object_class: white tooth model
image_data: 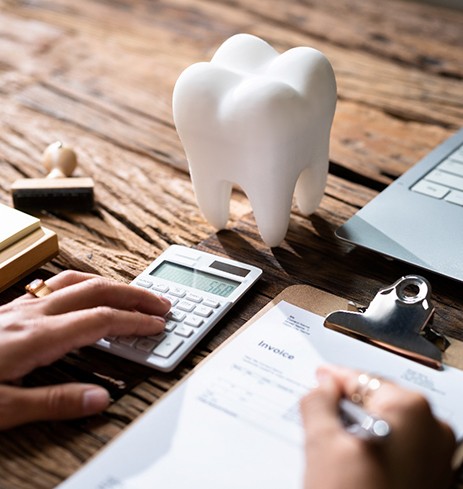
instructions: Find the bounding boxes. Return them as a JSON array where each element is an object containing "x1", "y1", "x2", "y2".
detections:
[{"x1": 173, "y1": 33, "x2": 337, "y2": 247}]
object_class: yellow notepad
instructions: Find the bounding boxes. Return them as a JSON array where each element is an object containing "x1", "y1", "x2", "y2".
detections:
[
  {"x1": 0, "y1": 203, "x2": 59, "y2": 292},
  {"x1": 0, "y1": 203, "x2": 40, "y2": 251}
]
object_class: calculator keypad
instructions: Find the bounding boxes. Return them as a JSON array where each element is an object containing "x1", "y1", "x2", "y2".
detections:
[
  {"x1": 107, "y1": 279, "x2": 223, "y2": 364},
  {"x1": 93, "y1": 245, "x2": 262, "y2": 372}
]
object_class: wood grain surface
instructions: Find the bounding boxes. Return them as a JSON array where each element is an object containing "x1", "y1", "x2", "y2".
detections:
[{"x1": 0, "y1": 0, "x2": 462, "y2": 487}]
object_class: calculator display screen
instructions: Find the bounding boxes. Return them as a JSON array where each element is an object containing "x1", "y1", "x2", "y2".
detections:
[{"x1": 150, "y1": 261, "x2": 240, "y2": 297}]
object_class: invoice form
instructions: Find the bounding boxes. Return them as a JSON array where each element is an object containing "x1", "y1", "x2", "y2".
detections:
[{"x1": 58, "y1": 301, "x2": 463, "y2": 489}]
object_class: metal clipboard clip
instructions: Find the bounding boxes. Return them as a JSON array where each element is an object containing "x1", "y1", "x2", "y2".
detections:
[{"x1": 324, "y1": 275, "x2": 450, "y2": 369}]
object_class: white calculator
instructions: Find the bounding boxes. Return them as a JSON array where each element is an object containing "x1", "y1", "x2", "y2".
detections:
[{"x1": 94, "y1": 245, "x2": 262, "y2": 372}]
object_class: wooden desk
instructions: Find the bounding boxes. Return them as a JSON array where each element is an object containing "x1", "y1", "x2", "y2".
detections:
[{"x1": 0, "y1": 1, "x2": 462, "y2": 487}]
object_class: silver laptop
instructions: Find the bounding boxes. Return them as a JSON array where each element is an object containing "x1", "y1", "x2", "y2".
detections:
[{"x1": 336, "y1": 128, "x2": 463, "y2": 283}]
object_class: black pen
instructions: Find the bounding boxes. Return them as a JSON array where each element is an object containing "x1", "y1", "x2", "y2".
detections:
[{"x1": 339, "y1": 398, "x2": 391, "y2": 440}]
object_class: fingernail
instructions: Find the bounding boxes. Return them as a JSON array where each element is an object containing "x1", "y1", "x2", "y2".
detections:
[
  {"x1": 159, "y1": 296, "x2": 171, "y2": 306},
  {"x1": 82, "y1": 387, "x2": 110, "y2": 414},
  {"x1": 154, "y1": 316, "x2": 166, "y2": 327}
]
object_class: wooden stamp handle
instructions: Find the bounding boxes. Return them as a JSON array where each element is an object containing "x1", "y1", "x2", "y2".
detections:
[{"x1": 42, "y1": 141, "x2": 78, "y2": 178}]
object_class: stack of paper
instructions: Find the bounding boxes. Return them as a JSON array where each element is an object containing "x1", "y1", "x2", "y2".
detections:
[{"x1": 0, "y1": 203, "x2": 59, "y2": 292}]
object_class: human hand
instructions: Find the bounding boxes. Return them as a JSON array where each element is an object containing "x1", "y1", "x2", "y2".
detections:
[
  {"x1": 0, "y1": 270, "x2": 171, "y2": 429},
  {"x1": 300, "y1": 365, "x2": 456, "y2": 489}
]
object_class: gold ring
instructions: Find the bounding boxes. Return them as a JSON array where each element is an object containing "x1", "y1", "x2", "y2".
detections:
[
  {"x1": 25, "y1": 279, "x2": 53, "y2": 298},
  {"x1": 351, "y1": 373, "x2": 382, "y2": 405}
]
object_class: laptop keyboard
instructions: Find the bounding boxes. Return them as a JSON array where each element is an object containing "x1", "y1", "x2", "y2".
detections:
[{"x1": 411, "y1": 143, "x2": 463, "y2": 206}]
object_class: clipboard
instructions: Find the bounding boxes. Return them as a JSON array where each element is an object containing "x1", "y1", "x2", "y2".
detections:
[
  {"x1": 57, "y1": 274, "x2": 463, "y2": 489},
  {"x1": 242, "y1": 276, "x2": 463, "y2": 371}
]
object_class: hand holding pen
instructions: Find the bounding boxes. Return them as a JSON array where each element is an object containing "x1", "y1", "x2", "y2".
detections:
[
  {"x1": 300, "y1": 365, "x2": 456, "y2": 489},
  {"x1": 339, "y1": 372, "x2": 390, "y2": 440}
]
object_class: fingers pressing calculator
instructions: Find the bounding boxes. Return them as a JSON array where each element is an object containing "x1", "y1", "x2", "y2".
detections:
[{"x1": 94, "y1": 245, "x2": 262, "y2": 371}]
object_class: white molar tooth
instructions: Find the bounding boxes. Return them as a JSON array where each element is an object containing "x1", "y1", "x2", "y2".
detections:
[
  {"x1": 173, "y1": 33, "x2": 337, "y2": 247},
  {"x1": 212, "y1": 32, "x2": 276, "y2": 72}
]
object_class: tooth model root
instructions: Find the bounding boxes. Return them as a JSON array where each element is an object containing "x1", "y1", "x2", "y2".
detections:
[
  {"x1": 191, "y1": 172, "x2": 232, "y2": 230},
  {"x1": 173, "y1": 33, "x2": 337, "y2": 247},
  {"x1": 244, "y1": 182, "x2": 295, "y2": 248},
  {"x1": 295, "y1": 146, "x2": 330, "y2": 215}
]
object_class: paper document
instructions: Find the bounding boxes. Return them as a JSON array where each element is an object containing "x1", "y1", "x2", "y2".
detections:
[{"x1": 58, "y1": 301, "x2": 463, "y2": 489}]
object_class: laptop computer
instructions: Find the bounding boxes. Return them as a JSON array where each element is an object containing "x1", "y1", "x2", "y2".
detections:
[{"x1": 336, "y1": 128, "x2": 463, "y2": 283}]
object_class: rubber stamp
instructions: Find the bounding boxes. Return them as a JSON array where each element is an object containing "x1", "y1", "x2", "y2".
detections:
[{"x1": 11, "y1": 141, "x2": 94, "y2": 211}]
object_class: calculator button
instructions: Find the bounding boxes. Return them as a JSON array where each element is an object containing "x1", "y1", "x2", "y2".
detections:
[
  {"x1": 135, "y1": 338, "x2": 157, "y2": 352},
  {"x1": 169, "y1": 287, "x2": 186, "y2": 298},
  {"x1": 152, "y1": 336, "x2": 184, "y2": 358},
  {"x1": 147, "y1": 332, "x2": 166, "y2": 342},
  {"x1": 117, "y1": 336, "x2": 137, "y2": 346},
  {"x1": 164, "y1": 294, "x2": 179, "y2": 307},
  {"x1": 135, "y1": 279, "x2": 152, "y2": 289},
  {"x1": 194, "y1": 306, "x2": 213, "y2": 318},
  {"x1": 177, "y1": 300, "x2": 196, "y2": 312},
  {"x1": 202, "y1": 299, "x2": 220, "y2": 308},
  {"x1": 167, "y1": 310, "x2": 186, "y2": 322},
  {"x1": 174, "y1": 325, "x2": 194, "y2": 338},
  {"x1": 164, "y1": 320, "x2": 177, "y2": 332},
  {"x1": 185, "y1": 292, "x2": 203, "y2": 303},
  {"x1": 152, "y1": 283, "x2": 169, "y2": 293},
  {"x1": 184, "y1": 316, "x2": 204, "y2": 328}
]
